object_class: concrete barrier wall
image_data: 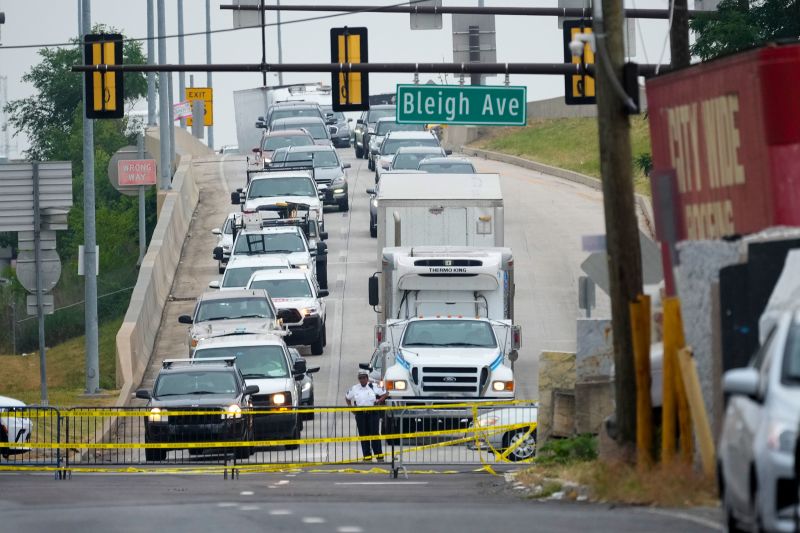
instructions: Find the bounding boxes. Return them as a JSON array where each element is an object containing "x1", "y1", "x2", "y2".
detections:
[{"x1": 114, "y1": 156, "x2": 200, "y2": 405}]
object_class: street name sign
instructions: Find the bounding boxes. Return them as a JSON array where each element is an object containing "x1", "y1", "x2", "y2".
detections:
[{"x1": 396, "y1": 84, "x2": 526, "y2": 126}]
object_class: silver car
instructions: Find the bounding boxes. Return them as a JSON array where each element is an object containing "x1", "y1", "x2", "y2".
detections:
[{"x1": 718, "y1": 308, "x2": 800, "y2": 533}]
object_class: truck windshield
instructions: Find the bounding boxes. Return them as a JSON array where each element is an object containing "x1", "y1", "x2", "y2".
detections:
[
  {"x1": 222, "y1": 266, "x2": 286, "y2": 288},
  {"x1": 381, "y1": 138, "x2": 439, "y2": 155},
  {"x1": 375, "y1": 121, "x2": 424, "y2": 135},
  {"x1": 248, "y1": 177, "x2": 316, "y2": 198},
  {"x1": 195, "y1": 345, "x2": 289, "y2": 379},
  {"x1": 154, "y1": 371, "x2": 238, "y2": 397},
  {"x1": 262, "y1": 135, "x2": 314, "y2": 151},
  {"x1": 270, "y1": 108, "x2": 320, "y2": 123},
  {"x1": 418, "y1": 162, "x2": 476, "y2": 174},
  {"x1": 233, "y1": 232, "x2": 306, "y2": 255},
  {"x1": 288, "y1": 150, "x2": 339, "y2": 168},
  {"x1": 392, "y1": 151, "x2": 442, "y2": 169},
  {"x1": 196, "y1": 297, "x2": 274, "y2": 322},
  {"x1": 782, "y1": 323, "x2": 800, "y2": 386},
  {"x1": 402, "y1": 320, "x2": 497, "y2": 348},
  {"x1": 250, "y1": 278, "x2": 313, "y2": 298}
]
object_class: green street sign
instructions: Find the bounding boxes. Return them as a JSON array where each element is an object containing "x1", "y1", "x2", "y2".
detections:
[{"x1": 396, "y1": 84, "x2": 527, "y2": 126}]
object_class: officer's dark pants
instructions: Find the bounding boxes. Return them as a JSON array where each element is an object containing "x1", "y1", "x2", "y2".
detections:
[{"x1": 354, "y1": 410, "x2": 382, "y2": 458}]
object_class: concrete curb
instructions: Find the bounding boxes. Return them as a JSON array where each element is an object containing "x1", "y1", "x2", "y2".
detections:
[
  {"x1": 462, "y1": 146, "x2": 655, "y2": 238},
  {"x1": 114, "y1": 156, "x2": 200, "y2": 407}
]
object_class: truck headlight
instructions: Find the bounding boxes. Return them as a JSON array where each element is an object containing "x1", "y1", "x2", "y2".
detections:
[
  {"x1": 387, "y1": 380, "x2": 407, "y2": 391},
  {"x1": 149, "y1": 408, "x2": 167, "y2": 423},
  {"x1": 272, "y1": 393, "x2": 286, "y2": 405},
  {"x1": 491, "y1": 380, "x2": 514, "y2": 392},
  {"x1": 222, "y1": 404, "x2": 242, "y2": 420},
  {"x1": 301, "y1": 307, "x2": 319, "y2": 317}
]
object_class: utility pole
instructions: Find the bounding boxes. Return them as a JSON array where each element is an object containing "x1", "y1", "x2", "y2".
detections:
[
  {"x1": 205, "y1": 0, "x2": 214, "y2": 149},
  {"x1": 146, "y1": 0, "x2": 156, "y2": 126},
  {"x1": 276, "y1": 0, "x2": 284, "y2": 85},
  {"x1": 594, "y1": 0, "x2": 643, "y2": 447},
  {"x1": 157, "y1": 0, "x2": 171, "y2": 189},
  {"x1": 260, "y1": 0, "x2": 267, "y2": 86},
  {"x1": 81, "y1": 0, "x2": 101, "y2": 395},
  {"x1": 670, "y1": 0, "x2": 690, "y2": 68},
  {"x1": 177, "y1": 0, "x2": 186, "y2": 125}
]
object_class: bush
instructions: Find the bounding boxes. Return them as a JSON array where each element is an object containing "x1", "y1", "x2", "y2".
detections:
[{"x1": 536, "y1": 434, "x2": 598, "y2": 465}]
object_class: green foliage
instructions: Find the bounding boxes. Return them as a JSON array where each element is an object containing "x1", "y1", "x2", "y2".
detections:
[
  {"x1": 536, "y1": 434, "x2": 598, "y2": 465},
  {"x1": 634, "y1": 153, "x2": 653, "y2": 177},
  {"x1": 691, "y1": 0, "x2": 800, "y2": 61}
]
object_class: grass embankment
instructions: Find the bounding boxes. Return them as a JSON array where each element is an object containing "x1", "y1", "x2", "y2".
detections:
[
  {"x1": 0, "y1": 319, "x2": 121, "y2": 407},
  {"x1": 516, "y1": 435, "x2": 718, "y2": 507},
  {"x1": 471, "y1": 116, "x2": 653, "y2": 196}
]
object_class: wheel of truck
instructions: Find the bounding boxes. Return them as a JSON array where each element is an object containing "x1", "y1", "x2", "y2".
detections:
[
  {"x1": 502, "y1": 429, "x2": 537, "y2": 462},
  {"x1": 316, "y1": 260, "x2": 328, "y2": 290},
  {"x1": 355, "y1": 143, "x2": 364, "y2": 159},
  {"x1": 339, "y1": 197, "x2": 349, "y2": 212},
  {"x1": 322, "y1": 325, "x2": 327, "y2": 347},
  {"x1": 311, "y1": 325, "x2": 324, "y2": 355}
]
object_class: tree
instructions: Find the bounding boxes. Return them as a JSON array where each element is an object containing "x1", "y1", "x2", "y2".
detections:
[{"x1": 691, "y1": 0, "x2": 800, "y2": 60}]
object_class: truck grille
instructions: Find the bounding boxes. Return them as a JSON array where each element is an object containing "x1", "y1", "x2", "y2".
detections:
[
  {"x1": 420, "y1": 366, "x2": 483, "y2": 395},
  {"x1": 168, "y1": 408, "x2": 223, "y2": 425}
]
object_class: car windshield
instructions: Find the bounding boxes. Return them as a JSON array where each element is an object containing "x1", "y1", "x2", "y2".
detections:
[
  {"x1": 262, "y1": 135, "x2": 314, "y2": 151},
  {"x1": 222, "y1": 218, "x2": 233, "y2": 235},
  {"x1": 367, "y1": 108, "x2": 396, "y2": 123},
  {"x1": 375, "y1": 121, "x2": 424, "y2": 135},
  {"x1": 402, "y1": 320, "x2": 497, "y2": 348},
  {"x1": 233, "y1": 232, "x2": 306, "y2": 255},
  {"x1": 248, "y1": 177, "x2": 316, "y2": 198},
  {"x1": 418, "y1": 162, "x2": 476, "y2": 174},
  {"x1": 196, "y1": 297, "x2": 274, "y2": 322},
  {"x1": 381, "y1": 138, "x2": 439, "y2": 155},
  {"x1": 288, "y1": 150, "x2": 339, "y2": 168},
  {"x1": 154, "y1": 371, "x2": 238, "y2": 397},
  {"x1": 222, "y1": 266, "x2": 285, "y2": 288},
  {"x1": 270, "y1": 108, "x2": 320, "y2": 123},
  {"x1": 250, "y1": 278, "x2": 313, "y2": 298},
  {"x1": 194, "y1": 346, "x2": 289, "y2": 379},
  {"x1": 782, "y1": 322, "x2": 800, "y2": 385},
  {"x1": 274, "y1": 122, "x2": 327, "y2": 139},
  {"x1": 393, "y1": 152, "x2": 442, "y2": 169}
]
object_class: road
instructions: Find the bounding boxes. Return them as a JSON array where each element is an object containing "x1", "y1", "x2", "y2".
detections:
[
  {"x1": 0, "y1": 472, "x2": 720, "y2": 533},
  {"x1": 138, "y1": 146, "x2": 610, "y2": 405}
]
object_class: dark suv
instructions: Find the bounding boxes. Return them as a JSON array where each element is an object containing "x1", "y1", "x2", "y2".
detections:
[
  {"x1": 136, "y1": 358, "x2": 259, "y2": 462},
  {"x1": 353, "y1": 104, "x2": 396, "y2": 159}
]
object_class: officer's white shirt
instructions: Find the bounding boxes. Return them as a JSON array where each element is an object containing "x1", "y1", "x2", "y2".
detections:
[{"x1": 345, "y1": 382, "x2": 386, "y2": 407}]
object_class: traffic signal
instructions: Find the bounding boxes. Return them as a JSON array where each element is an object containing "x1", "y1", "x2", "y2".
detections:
[
  {"x1": 330, "y1": 27, "x2": 369, "y2": 112},
  {"x1": 563, "y1": 21, "x2": 595, "y2": 105},
  {"x1": 84, "y1": 34, "x2": 124, "y2": 119}
]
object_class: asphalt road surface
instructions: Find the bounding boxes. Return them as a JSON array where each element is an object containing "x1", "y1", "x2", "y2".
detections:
[
  {"x1": 139, "y1": 147, "x2": 611, "y2": 406},
  {"x1": 0, "y1": 472, "x2": 720, "y2": 533}
]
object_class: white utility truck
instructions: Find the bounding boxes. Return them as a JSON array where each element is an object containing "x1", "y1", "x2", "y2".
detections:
[
  {"x1": 366, "y1": 246, "x2": 520, "y2": 409},
  {"x1": 371, "y1": 173, "x2": 504, "y2": 264}
]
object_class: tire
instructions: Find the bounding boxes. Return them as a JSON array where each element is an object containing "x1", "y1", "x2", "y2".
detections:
[
  {"x1": 368, "y1": 157, "x2": 374, "y2": 171},
  {"x1": 311, "y1": 325, "x2": 325, "y2": 355},
  {"x1": 145, "y1": 448, "x2": 167, "y2": 462},
  {"x1": 355, "y1": 142, "x2": 364, "y2": 159},
  {"x1": 721, "y1": 482, "x2": 748, "y2": 533},
  {"x1": 339, "y1": 197, "x2": 349, "y2": 212},
  {"x1": 502, "y1": 429, "x2": 537, "y2": 462},
  {"x1": 370, "y1": 223, "x2": 377, "y2": 238},
  {"x1": 316, "y1": 261, "x2": 328, "y2": 290}
]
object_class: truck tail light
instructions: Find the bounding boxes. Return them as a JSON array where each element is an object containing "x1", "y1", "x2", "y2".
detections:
[
  {"x1": 374, "y1": 324, "x2": 386, "y2": 345},
  {"x1": 512, "y1": 325, "x2": 521, "y2": 350}
]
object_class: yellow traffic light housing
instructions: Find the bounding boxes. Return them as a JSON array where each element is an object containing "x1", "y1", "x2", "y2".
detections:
[
  {"x1": 330, "y1": 27, "x2": 369, "y2": 112},
  {"x1": 84, "y1": 33, "x2": 124, "y2": 119}
]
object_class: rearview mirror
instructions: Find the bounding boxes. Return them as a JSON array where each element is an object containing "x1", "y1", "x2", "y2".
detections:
[
  {"x1": 368, "y1": 274, "x2": 379, "y2": 307},
  {"x1": 318, "y1": 289, "x2": 329, "y2": 298},
  {"x1": 208, "y1": 280, "x2": 221, "y2": 289},
  {"x1": 178, "y1": 315, "x2": 193, "y2": 325},
  {"x1": 723, "y1": 368, "x2": 760, "y2": 400},
  {"x1": 244, "y1": 384, "x2": 260, "y2": 396},
  {"x1": 135, "y1": 389, "x2": 151, "y2": 400}
]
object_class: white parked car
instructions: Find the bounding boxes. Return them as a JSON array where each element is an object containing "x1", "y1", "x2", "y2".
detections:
[
  {"x1": 211, "y1": 212, "x2": 237, "y2": 274},
  {"x1": 468, "y1": 405, "x2": 538, "y2": 462},
  {"x1": 718, "y1": 308, "x2": 800, "y2": 533},
  {"x1": 0, "y1": 395, "x2": 32, "y2": 459},
  {"x1": 246, "y1": 268, "x2": 328, "y2": 355}
]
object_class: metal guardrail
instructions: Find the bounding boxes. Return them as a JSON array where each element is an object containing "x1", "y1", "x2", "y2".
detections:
[{"x1": 0, "y1": 402, "x2": 537, "y2": 479}]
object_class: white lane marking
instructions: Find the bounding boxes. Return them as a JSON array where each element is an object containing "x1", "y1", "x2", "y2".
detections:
[
  {"x1": 641, "y1": 509, "x2": 722, "y2": 531},
  {"x1": 269, "y1": 509, "x2": 292, "y2": 516},
  {"x1": 217, "y1": 154, "x2": 230, "y2": 193},
  {"x1": 333, "y1": 482, "x2": 428, "y2": 486},
  {"x1": 285, "y1": 474, "x2": 297, "y2": 477},
  {"x1": 240, "y1": 491, "x2": 254, "y2": 496},
  {"x1": 268, "y1": 485, "x2": 278, "y2": 489},
  {"x1": 277, "y1": 480, "x2": 290, "y2": 485},
  {"x1": 302, "y1": 517, "x2": 326, "y2": 524},
  {"x1": 338, "y1": 250, "x2": 347, "y2": 262},
  {"x1": 217, "y1": 502, "x2": 238, "y2": 508},
  {"x1": 239, "y1": 505, "x2": 260, "y2": 511},
  {"x1": 337, "y1": 527, "x2": 363, "y2": 533}
]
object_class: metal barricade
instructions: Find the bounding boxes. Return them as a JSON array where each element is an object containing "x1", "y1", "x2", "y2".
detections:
[{"x1": 0, "y1": 405, "x2": 62, "y2": 474}]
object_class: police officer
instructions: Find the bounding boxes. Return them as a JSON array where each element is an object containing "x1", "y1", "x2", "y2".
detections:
[{"x1": 345, "y1": 369, "x2": 389, "y2": 461}]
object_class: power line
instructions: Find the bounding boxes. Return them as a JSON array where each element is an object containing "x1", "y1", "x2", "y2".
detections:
[{"x1": 0, "y1": 0, "x2": 429, "y2": 51}]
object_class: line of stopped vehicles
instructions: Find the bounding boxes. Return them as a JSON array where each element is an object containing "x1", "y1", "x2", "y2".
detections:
[{"x1": 1, "y1": 93, "x2": 536, "y2": 464}]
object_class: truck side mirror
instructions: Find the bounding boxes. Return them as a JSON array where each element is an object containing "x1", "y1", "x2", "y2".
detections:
[
  {"x1": 213, "y1": 247, "x2": 223, "y2": 261},
  {"x1": 365, "y1": 188, "x2": 375, "y2": 195},
  {"x1": 178, "y1": 315, "x2": 193, "y2": 324},
  {"x1": 231, "y1": 191, "x2": 241, "y2": 205},
  {"x1": 318, "y1": 289, "x2": 329, "y2": 298},
  {"x1": 135, "y1": 389, "x2": 151, "y2": 400},
  {"x1": 293, "y1": 359, "x2": 307, "y2": 375},
  {"x1": 316, "y1": 242, "x2": 328, "y2": 256},
  {"x1": 319, "y1": 231, "x2": 329, "y2": 241},
  {"x1": 368, "y1": 274, "x2": 379, "y2": 307}
]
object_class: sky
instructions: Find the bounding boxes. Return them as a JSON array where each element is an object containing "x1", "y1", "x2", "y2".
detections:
[{"x1": 0, "y1": 0, "x2": 678, "y2": 155}]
